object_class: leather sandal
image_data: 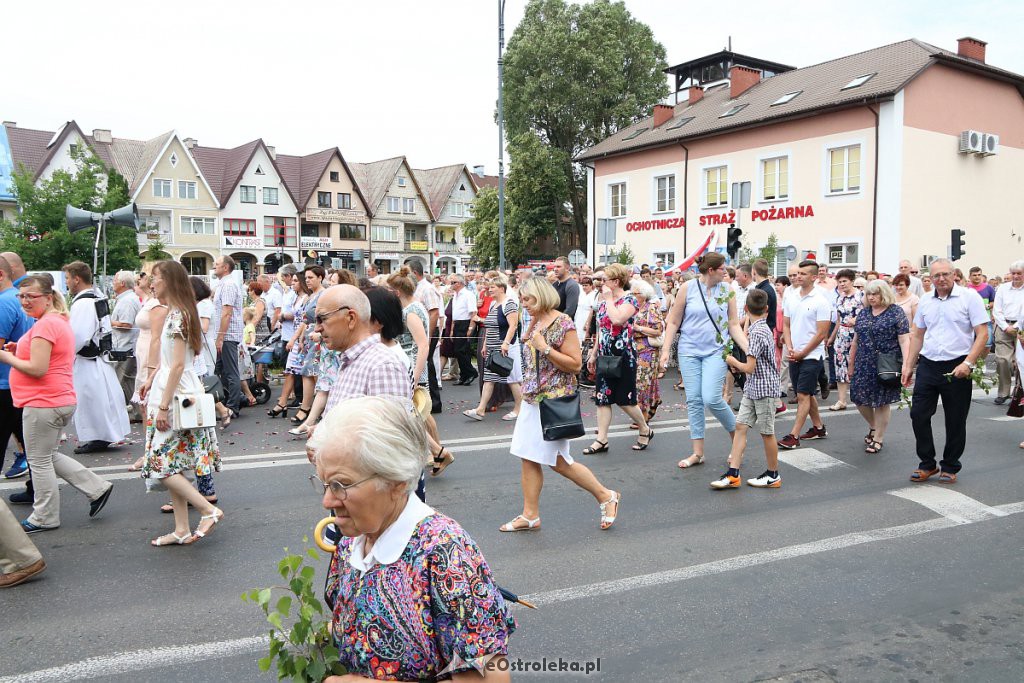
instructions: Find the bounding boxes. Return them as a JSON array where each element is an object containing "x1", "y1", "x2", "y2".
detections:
[
  {"x1": 191, "y1": 507, "x2": 224, "y2": 542},
  {"x1": 499, "y1": 515, "x2": 540, "y2": 532},
  {"x1": 864, "y1": 428, "x2": 875, "y2": 446},
  {"x1": 865, "y1": 440, "x2": 884, "y2": 454},
  {"x1": 910, "y1": 467, "x2": 940, "y2": 483},
  {"x1": 937, "y1": 472, "x2": 957, "y2": 484},
  {"x1": 431, "y1": 446, "x2": 455, "y2": 477},
  {"x1": 290, "y1": 408, "x2": 311, "y2": 424},
  {"x1": 151, "y1": 531, "x2": 192, "y2": 547},
  {"x1": 678, "y1": 454, "x2": 705, "y2": 468},
  {"x1": 632, "y1": 428, "x2": 655, "y2": 451},
  {"x1": 599, "y1": 491, "x2": 621, "y2": 530},
  {"x1": 582, "y1": 440, "x2": 609, "y2": 455},
  {"x1": 267, "y1": 403, "x2": 288, "y2": 418}
]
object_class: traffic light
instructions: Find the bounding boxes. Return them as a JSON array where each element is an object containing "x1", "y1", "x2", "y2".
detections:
[
  {"x1": 951, "y1": 228, "x2": 966, "y2": 261},
  {"x1": 727, "y1": 224, "x2": 743, "y2": 259}
]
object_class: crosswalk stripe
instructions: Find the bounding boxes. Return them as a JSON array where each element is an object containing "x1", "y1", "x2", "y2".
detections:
[
  {"x1": 985, "y1": 415, "x2": 1019, "y2": 422},
  {"x1": 888, "y1": 485, "x2": 1010, "y2": 523},
  {"x1": 777, "y1": 447, "x2": 855, "y2": 473}
]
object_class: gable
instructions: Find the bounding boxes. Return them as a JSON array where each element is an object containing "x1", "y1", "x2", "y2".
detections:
[{"x1": 135, "y1": 136, "x2": 219, "y2": 207}]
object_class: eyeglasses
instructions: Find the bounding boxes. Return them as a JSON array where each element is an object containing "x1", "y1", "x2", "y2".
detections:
[
  {"x1": 309, "y1": 473, "x2": 377, "y2": 500},
  {"x1": 17, "y1": 293, "x2": 47, "y2": 301},
  {"x1": 315, "y1": 306, "x2": 350, "y2": 325}
]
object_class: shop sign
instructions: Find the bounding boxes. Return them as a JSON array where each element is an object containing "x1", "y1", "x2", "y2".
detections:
[
  {"x1": 375, "y1": 253, "x2": 400, "y2": 260},
  {"x1": 698, "y1": 211, "x2": 736, "y2": 227},
  {"x1": 625, "y1": 217, "x2": 685, "y2": 232},
  {"x1": 305, "y1": 207, "x2": 366, "y2": 222},
  {"x1": 408, "y1": 241, "x2": 429, "y2": 251},
  {"x1": 223, "y1": 236, "x2": 261, "y2": 249},
  {"x1": 300, "y1": 236, "x2": 333, "y2": 250},
  {"x1": 750, "y1": 205, "x2": 815, "y2": 222}
]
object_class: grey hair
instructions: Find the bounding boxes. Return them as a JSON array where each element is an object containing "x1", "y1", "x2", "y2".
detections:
[
  {"x1": 307, "y1": 396, "x2": 429, "y2": 494},
  {"x1": 114, "y1": 270, "x2": 137, "y2": 290},
  {"x1": 629, "y1": 278, "x2": 655, "y2": 302},
  {"x1": 1009, "y1": 259, "x2": 1024, "y2": 272},
  {"x1": 863, "y1": 279, "x2": 895, "y2": 308},
  {"x1": 929, "y1": 257, "x2": 953, "y2": 272},
  {"x1": 449, "y1": 273, "x2": 465, "y2": 284}
]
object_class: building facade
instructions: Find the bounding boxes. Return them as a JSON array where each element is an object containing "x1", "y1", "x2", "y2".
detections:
[
  {"x1": 415, "y1": 164, "x2": 477, "y2": 274},
  {"x1": 579, "y1": 38, "x2": 1024, "y2": 276},
  {"x1": 353, "y1": 157, "x2": 435, "y2": 274}
]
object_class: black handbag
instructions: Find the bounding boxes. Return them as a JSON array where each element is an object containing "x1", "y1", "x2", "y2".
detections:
[
  {"x1": 596, "y1": 354, "x2": 624, "y2": 378},
  {"x1": 203, "y1": 374, "x2": 225, "y2": 403},
  {"x1": 534, "y1": 321, "x2": 585, "y2": 441},
  {"x1": 876, "y1": 351, "x2": 902, "y2": 388},
  {"x1": 485, "y1": 350, "x2": 514, "y2": 378},
  {"x1": 1008, "y1": 368, "x2": 1024, "y2": 419}
]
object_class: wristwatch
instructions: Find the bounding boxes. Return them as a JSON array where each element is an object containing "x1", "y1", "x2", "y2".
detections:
[
  {"x1": 542, "y1": 346, "x2": 552, "y2": 356},
  {"x1": 963, "y1": 361, "x2": 975, "y2": 370}
]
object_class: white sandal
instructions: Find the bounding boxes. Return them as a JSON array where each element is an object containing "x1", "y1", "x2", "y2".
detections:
[
  {"x1": 463, "y1": 409, "x2": 484, "y2": 421},
  {"x1": 829, "y1": 402, "x2": 848, "y2": 411},
  {"x1": 678, "y1": 454, "x2": 705, "y2": 468},
  {"x1": 599, "y1": 491, "x2": 621, "y2": 530},
  {"x1": 501, "y1": 412, "x2": 519, "y2": 421},
  {"x1": 151, "y1": 530, "x2": 192, "y2": 547},
  {"x1": 499, "y1": 515, "x2": 540, "y2": 532},
  {"x1": 192, "y1": 507, "x2": 224, "y2": 542}
]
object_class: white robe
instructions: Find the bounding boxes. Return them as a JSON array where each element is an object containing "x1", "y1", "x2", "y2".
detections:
[{"x1": 70, "y1": 290, "x2": 130, "y2": 444}]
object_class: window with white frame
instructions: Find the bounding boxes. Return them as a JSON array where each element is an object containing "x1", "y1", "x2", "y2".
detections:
[
  {"x1": 152, "y1": 178, "x2": 171, "y2": 198},
  {"x1": 828, "y1": 145, "x2": 861, "y2": 194},
  {"x1": 824, "y1": 242, "x2": 859, "y2": 267},
  {"x1": 397, "y1": 176, "x2": 407, "y2": 187},
  {"x1": 463, "y1": 232, "x2": 474, "y2": 245},
  {"x1": 704, "y1": 166, "x2": 728, "y2": 207},
  {"x1": 386, "y1": 196, "x2": 401, "y2": 213},
  {"x1": 240, "y1": 185, "x2": 257, "y2": 203},
  {"x1": 761, "y1": 156, "x2": 789, "y2": 201},
  {"x1": 402, "y1": 198, "x2": 415, "y2": 214},
  {"x1": 609, "y1": 182, "x2": 627, "y2": 217},
  {"x1": 180, "y1": 216, "x2": 215, "y2": 235},
  {"x1": 772, "y1": 247, "x2": 790, "y2": 277},
  {"x1": 178, "y1": 181, "x2": 197, "y2": 199},
  {"x1": 263, "y1": 187, "x2": 279, "y2": 205},
  {"x1": 372, "y1": 224, "x2": 399, "y2": 242},
  {"x1": 655, "y1": 175, "x2": 675, "y2": 213},
  {"x1": 449, "y1": 202, "x2": 464, "y2": 217},
  {"x1": 465, "y1": 204, "x2": 474, "y2": 217},
  {"x1": 653, "y1": 251, "x2": 676, "y2": 266}
]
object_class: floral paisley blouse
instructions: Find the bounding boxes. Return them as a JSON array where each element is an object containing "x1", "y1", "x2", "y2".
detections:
[
  {"x1": 520, "y1": 313, "x2": 577, "y2": 404},
  {"x1": 325, "y1": 499, "x2": 516, "y2": 681}
]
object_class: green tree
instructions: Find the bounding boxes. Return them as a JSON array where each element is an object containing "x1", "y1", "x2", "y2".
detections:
[
  {"x1": 611, "y1": 241, "x2": 635, "y2": 265},
  {"x1": 503, "y1": 0, "x2": 668, "y2": 248},
  {"x1": 144, "y1": 239, "x2": 172, "y2": 262},
  {"x1": 506, "y1": 132, "x2": 569, "y2": 253},
  {"x1": 757, "y1": 232, "x2": 780, "y2": 266},
  {"x1": 0, "y1": 147, "x2": 140, "y2": 273}
]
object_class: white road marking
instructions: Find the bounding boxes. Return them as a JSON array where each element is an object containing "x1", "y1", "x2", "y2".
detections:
[
  {"x1": 889, "y1": 485, "x2": 1010, "y2": 523},
  {"x1": 985, "y1": 415, "x2": 1019, "y2": 422},
  {"x1": 6, "y1": 495, "x2": 1019, "y2": 682},
  {"x1": 777, "y1": 447, "x2": 855, "y2": 473}
]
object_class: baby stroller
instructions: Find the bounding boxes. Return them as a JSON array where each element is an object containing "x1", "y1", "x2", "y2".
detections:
[{"x1": 240, "y1": 330, "x2": 279, "y2": 405}]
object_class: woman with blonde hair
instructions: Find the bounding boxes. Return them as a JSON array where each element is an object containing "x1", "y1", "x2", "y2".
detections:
[
  {"x1": 500, "y1": 276, "x2": 620, "y2": 532},
  {"x1": 139, "y1": 260, "x2": 223, "y2": 546}
]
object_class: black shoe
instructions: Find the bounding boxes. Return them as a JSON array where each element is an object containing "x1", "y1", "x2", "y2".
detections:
[
  {"x1": 74, "y1": 441, "x2": 110, "y2": 455},
  {"x1": 9, "y1": 490, "x2": 33, "y2": 505},
  {"x1": 994, "y1": 396, "x2": 1010, "y2": 405},
  {"x1": 89, "y1": 485, "x2": 113, "y2": 518},
  {"x1": 430, "y1": 405, "x2": 443, "y2": 415},
  {"x1": 828, "y1": 382, "x2": 838, "y2": 390},
  {"x1": 818, "y1": 376, "x2": 830, "y2": 400}
]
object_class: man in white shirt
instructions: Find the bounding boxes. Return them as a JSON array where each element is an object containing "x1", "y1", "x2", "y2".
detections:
[
  {"x1": 733, "y1": 264, "x2": 753, "y2": 320},
  {"x1": 109, "y1": 271, "x2": 142, "y2": 422},
  {"x1": 815, "y1": 266, "x2": 839, "y2": 394},
  {"x1": 992, "y1": 260, "x2": 1024, "y2": 404},
  {"x1": 410, "y1": 260, "x2": 443, "y2": 413},
  {"x1": 899, "y1": 259, "x2": 925, "y2": 298},
  {"x1": 778, "y1": 260, "x2": 833, "y2": 450},
  {"x1": 448, "y1": 274, "x2": 478, "y2": 385},
  {"x1": 902, "y1": 258, "x2": 989, "y2": 483}
]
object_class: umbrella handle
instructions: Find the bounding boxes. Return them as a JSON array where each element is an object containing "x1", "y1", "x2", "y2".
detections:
[{"x1": 314, "y1": 516, "x2": 336, "y2": 553}]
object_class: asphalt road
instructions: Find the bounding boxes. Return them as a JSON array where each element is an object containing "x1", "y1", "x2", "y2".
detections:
[{"x1": 2, "y1": 376, "x2": 1023, "y2": 683}]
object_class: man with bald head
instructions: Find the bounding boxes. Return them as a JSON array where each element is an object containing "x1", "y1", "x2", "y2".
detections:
[
  {"x1": 315, "y1": 284, "x2": 411, "y2": 417},
  {"x1": 0, "y1": 255, "x2": 32, "y2": 480},
  {"x1": 0, "y1": 253, "x2": 27, "y2": 287}
]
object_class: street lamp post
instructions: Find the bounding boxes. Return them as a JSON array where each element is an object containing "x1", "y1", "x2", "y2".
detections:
[{"x1": 497, "y1": 0, "x2": 507, "y2": 271}]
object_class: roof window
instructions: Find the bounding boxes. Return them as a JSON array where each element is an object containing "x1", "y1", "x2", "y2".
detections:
[
  {"x1": 666, "y1": 116, "x2": 695, "y2": 130},
  {"x1": 771, "y1": 91, "x2": 802, "y2": 106},
  {"x1": 719, "y1": 103, "x2": 749, "y2": 118},
  {"x1": 842, "y1": 73, "x2": 876, "y2": 90},
  {"x1": 622, "y1": 127, "x2": 649, "y2": 141}
]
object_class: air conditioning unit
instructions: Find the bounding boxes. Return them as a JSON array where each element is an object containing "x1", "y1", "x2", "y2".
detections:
[
  {"x1": 959, "y1": 130, "x2": 984, "y2": 153},
  {"x1": 982, "y1": 133, "x2": 1000, "y2": 156},
  {"x1": 920, "y1": 254, "x2": 939, "y2": 268}
]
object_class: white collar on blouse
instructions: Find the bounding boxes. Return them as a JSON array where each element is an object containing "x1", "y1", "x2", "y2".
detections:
[{"x1": 347, "y1": 494, "x2": 434, "y2": 573}]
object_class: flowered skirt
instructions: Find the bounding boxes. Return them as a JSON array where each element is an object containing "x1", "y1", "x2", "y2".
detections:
[
  {"x1": 636, "y1": 348, "x2": 661, "y2": 416},
  {"x1": 141, "y1": 412, "x2": 221, "y2": 492},
  {"x1": 833, "y1": 327, "x2": 855, "y2": 384},
  {"x1": 316, "y1": 348, "x2": 342, "y2": 392},
  {"x1": 300, "y1": 341, "x2": 321, "y2": 377}
]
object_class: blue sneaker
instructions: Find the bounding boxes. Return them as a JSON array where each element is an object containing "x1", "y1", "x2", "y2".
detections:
[
  {"x1": 21, "y1": 519, "x2": 58, "y2": 534},
  {"x1": 4, "y1": 452, "x2": 28, "y2": 479}
]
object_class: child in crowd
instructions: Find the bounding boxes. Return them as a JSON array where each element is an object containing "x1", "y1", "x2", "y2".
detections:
[
  {"x1": 711, "y1": 289, "x2": 783, "y2": 489},
  {"x1": 242, "y1": 307, "x2": 257, "y2": 346}
]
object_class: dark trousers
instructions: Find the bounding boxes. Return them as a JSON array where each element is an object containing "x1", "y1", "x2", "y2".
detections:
[
  {"x1": 426, "y1": 331, "x2": 442, "y2": 413},
  {"x1": 826, "y1": 322, "x2": 837, "y2": 383},
  {"x1": 910, "y1": 356, "x2": 972, "y2": 474},
  {"x1": 216, "y1": 341, "x2": 242, "y2": 413},
  {"x1": 452, "y1": 320, "x2": 476, "y2": 380},
  {"x1": 0, "y1": 389, "x2": 25, "y2": 471}
]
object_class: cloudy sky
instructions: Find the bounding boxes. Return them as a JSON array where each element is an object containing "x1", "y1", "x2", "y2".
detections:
[{"x1": 6, "y1": 0, "x2": 1022, "y2": 171}]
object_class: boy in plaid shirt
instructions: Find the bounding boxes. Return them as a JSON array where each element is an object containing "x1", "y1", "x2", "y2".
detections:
[{"x1": 712, "y1": 288, "x2": 782, "y2": 489}]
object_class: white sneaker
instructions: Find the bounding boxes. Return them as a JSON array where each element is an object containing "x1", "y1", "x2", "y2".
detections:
[
  {"x1": 709, "y1": 473, "x2": 741, "y2": 490},
  {"x1": 747, "y1": 470, "x2": 781, "y2": 488}
]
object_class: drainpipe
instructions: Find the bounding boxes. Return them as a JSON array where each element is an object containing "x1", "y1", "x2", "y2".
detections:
[
  {"x1": 867, "y1": 104, "x2": 880, "y2": 270},
  {"x1": 677, "y1": 141, "x2": 689, "y2": 256}
]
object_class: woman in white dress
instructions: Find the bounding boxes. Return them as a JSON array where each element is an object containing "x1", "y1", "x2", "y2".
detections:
[
  {"x1": 140, "y1": 261, "x2": 224, "y2": 546},
  {"x1": 128, "y1": 270, "x2": 167, "y2": 472}
]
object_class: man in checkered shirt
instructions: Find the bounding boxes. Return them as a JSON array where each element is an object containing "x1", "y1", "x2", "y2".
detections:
[{"x1": 711, "y1": 289, "x2": 783, "y2": 490}]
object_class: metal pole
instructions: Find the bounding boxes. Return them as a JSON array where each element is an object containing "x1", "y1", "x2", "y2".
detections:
[
  {"x1": 497, "y1": 0, "x2": 506, "y2": 271},
  {"x1": 93, "y1": 216, "x2": 103, "y2": 275}
]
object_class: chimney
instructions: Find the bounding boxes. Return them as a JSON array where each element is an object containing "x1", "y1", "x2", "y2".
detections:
[
  {"x1": 730, "y1": 65, "x2": 762, "y2": 99},
  {"x1": 472, "y1": 165, "x2": 485, "y2": 177},
  {"x1": 267, "y1": 145, "x2": 276, "y2": 159},
  {"x1": 2, "y1": 121, "x2": 15, "y2": 127},
  {"x1": 92, "y1": 129, "x2": 112, "y2": 143},
  {"x1": 688, "y1": 86, "x2": 704, "y2": 105},
  {"x1": 183, "y1": 137, "x2": 197, "y2": 150},
  {"x1": 957, "y1": 36, "x2": 987, "y2": 63},
  {"x1": 653, "y1": 104, "x2": 674, "y2": 127}
]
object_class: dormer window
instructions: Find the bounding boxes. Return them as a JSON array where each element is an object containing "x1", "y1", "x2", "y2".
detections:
[
  {"x1": 719, "y1": 104, "x2": 749, "y2": 118},
  {"x1": 666, "y1": 116, "x2": 694, "y2": 130},
  {"x1": 622, "y1": 127, "x2": 649, "y2": 141},
  {"x1": 771, "y1": 91, "x2": 802, "y2": 106},
  {"x1": 842, "y1": 73, "x2": 876, "y2": 90}
]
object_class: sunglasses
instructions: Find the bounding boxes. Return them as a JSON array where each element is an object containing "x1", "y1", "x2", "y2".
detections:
[{"x1": 315, "y1": 306, "x2": 350, "y2": 325}]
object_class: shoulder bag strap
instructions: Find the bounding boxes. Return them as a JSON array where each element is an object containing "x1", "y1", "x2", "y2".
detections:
[
  {"x1": 695, "y1": 280, "x2": 723, "y2": 337},
  {"x1": 533, "y1": 317, "x2": 560, "y2": 384}
]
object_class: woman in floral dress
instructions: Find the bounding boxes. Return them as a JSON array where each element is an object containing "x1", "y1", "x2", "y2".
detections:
[
  {"x1": 140, "y1": 260, "x2": 223, "y2": 546},
  {"x1": 827, "y1": 269, "x2": 863, "y2": 411},
  {"x1": 632, "y1": 279, "x2": 665, "y2": 426},
  {"x1": 583, "y1": 263, "x2": 653, "y2": 454},
  {"x1": 291, "y1": 266, "x2": 325, "y2": 426}
]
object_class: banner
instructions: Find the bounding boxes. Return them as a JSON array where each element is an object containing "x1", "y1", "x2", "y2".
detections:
[{"x1": 664, "y1": 229, "x2": 717, "y2": 275}]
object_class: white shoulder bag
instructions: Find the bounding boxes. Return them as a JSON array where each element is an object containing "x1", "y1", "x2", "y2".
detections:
[{"x1": 171, "y1": 393, "x2": 217, "y2": 430}]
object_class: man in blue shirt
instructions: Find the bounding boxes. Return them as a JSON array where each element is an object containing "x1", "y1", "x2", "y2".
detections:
[{"x1": 0, "y1": 254, "x2": 32, "y2": 480}]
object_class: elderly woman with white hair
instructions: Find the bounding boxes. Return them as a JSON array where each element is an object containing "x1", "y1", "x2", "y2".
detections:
[
  {"x1": 848, "y1": 279, "x2": 911, "y2": 454},
  {"x1": 630, "y1": 278, "x2": 665, "y2": 427},
  {"x1": 310, "y1": 396, "x2": 515, "y2": 681}
]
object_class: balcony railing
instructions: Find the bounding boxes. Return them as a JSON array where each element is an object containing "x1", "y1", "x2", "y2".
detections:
[
  {"x1": 137, "y1": 230, "x2": 173, "y2": 249},
  {"x1": 436, "y1": 242, "x2": 462, "y2": 254}
]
